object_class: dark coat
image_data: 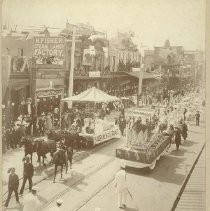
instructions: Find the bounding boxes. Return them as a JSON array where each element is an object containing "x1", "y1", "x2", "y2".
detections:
[
  {"x1": 174, "y1": 129, "x2": 181, "y2": 145},
  {"x1": 132, "y1": 120, "x2": 142, "y2": 134},
  {"x1": 119, "y1": 118, "x2": 126, "y2": 129},
  {"x1": 23, "y1": 162, "x2": 34, "y2": 177},
  {"x1": 181, "y1": 123, "x2": 188, "y2": 139},
  {"x1": 8, "y1": 173, "x2": 19, "y2": 190}
]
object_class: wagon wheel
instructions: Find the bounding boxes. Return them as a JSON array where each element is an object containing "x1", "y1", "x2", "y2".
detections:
[{"x1": 149, "y1": 160, "x2": 156, "y2": 170}]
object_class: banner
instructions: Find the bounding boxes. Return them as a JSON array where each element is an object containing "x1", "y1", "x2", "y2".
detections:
[
  {"x1": 138, "y1": 69, "x2": 143, "y2": 95},
  {"x1": 94, "y1": 127, "x2": 120, "y2": 144},
  {"x1": 103, "y1": 47, "x2": 108, "y2": 58},
  {"x1": 2, "y1": 55, "x2": 11, "y2": 99},
  {"x1": 33, "y1": 37, "x2": 65, "y2": 65},
  {"x1": 89, "y1": 45, "x2": 96, "y2": 55},
  {"x1": 82, "y1": 49, "x2": 94, "y2": 66}
]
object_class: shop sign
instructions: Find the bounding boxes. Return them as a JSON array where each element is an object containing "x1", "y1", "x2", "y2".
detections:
[
  {"x1": 132, "y1": 68, "x2": 140, "y2": 72},
  {"x1": 89, "y1": 71, "x2": 100, "y2": 77},
  {"x1": 94, "y1": 127, "x2": 120, "y2": 144},
  {"x1": 33, "y1": 37, "x2": 65, "y2": 65},
  {"x1": 125, "y1": 109, "x2": 155, "y2": 117},
  {"x1": 36, "y1": 88, "x2": 63, "y2": 98}
]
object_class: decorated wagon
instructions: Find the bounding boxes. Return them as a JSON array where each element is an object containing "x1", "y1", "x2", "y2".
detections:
[
  {"x1": 116, "y1": 107, "x2": 170, "y2": 169},
  {"x1": 61, "y1": 87, "x2": 121, "y2": 146}
]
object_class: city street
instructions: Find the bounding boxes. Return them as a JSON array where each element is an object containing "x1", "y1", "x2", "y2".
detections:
[
  {"x1": 2, "y1": 1, "x2": 206, "y2": 211},
  {"x1": 3, "y1": 122, "x2": 205, "y2": 211}
]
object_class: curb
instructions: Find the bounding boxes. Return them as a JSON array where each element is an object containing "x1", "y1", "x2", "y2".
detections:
[{"x1": 170, "y1": 142, "x2": 205, "y2": 211}]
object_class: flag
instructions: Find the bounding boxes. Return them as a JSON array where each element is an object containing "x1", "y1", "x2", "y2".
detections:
[
  {"x1": 103, "y1": 47, "x2": 108, "y2": 58},
  {"x1": 138, "y1": 69, "x2": 143, "y2": 95}
]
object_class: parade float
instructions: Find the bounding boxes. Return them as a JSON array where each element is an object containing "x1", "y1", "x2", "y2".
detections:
[
  {"x1": 116, "y1": 107, "x2": 170, "y2": 170},
  {"x1": 61, "y1": 87, "x2": 121, "y2": 146}
]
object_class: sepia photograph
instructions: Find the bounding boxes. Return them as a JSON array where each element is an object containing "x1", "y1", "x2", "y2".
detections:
[{"x1": 1, "y1": 0, "x2": 206, "y2": 210}]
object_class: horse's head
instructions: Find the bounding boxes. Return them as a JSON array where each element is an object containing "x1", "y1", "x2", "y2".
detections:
[{"x1": 20, "y1": 137, "x2": 30, "y2": 147}]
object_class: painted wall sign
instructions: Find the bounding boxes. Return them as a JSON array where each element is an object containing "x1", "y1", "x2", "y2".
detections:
[{"x1": 33, "y1": 37, "x2": 65, "y2": 65}]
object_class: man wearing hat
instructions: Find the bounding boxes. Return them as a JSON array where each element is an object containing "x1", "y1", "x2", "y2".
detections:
[
  {"x1": 23, "y1": 186, "x2": 40, "y2": 211},
  {"x1": 20, "y1": 155, "x2": 34, "y2": 195},
  {"x1": 4, "y1": 168, "x2": 20, "y2": 207},
  {"x1": 114, "y1": 161, "x2": 128, "y2": 209},
  {"x1": 48, "y1": 199, "x2": 64, "y2": 211}
]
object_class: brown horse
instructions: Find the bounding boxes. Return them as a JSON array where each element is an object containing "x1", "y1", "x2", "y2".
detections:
[
  {"x1": 52, "y1": 149, "x2": 68, "y2": 183},
  {"x1": 35, "y1": 138, "x2": 56, "y2": 166},
  {"x1": 20, "y1": 137, "x2": 36, "y2": 163}
]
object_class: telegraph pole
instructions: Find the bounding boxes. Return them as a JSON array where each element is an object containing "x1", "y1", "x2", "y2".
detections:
[
  {"x1": 68, "y1": 26, "x2": 76, "y2": 99},
  {"x1": 67, "y1": 26, "x2": 81, "y2": 107}
]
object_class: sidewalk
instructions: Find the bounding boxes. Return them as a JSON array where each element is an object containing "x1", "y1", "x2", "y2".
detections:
[{"x1": 174, "y1": 146, "x2": 205, "y2": 211}]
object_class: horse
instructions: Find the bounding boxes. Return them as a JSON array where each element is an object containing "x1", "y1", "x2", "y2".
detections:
[
  {"x1": 63, "y1": 135, "x2": 74, "y2": 169},
  {"x1": 20, "y1": 137, "x2": 36, "y2": 163},
  {"x1": 52, "y1": 149, "x2": 68, "y2": 183},
  {"x1": 35, "y1": 138, "x2": 56, "y2": 166}
]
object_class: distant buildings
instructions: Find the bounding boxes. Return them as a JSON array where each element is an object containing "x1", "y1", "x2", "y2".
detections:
[{"x1": 143, "y1": 40, "x2": 205, "y2": 90}]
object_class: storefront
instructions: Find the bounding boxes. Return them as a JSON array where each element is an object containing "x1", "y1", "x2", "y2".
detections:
[{"x1": 36, "y1": 88, "x2": 63, "y2": 127}]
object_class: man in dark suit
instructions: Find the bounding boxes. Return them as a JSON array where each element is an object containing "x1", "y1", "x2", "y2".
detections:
[
  {"x1": 4, "y1": 168, "x2": 20, "y2": 207},
  {"x1": 19, "y1": 155, "x2": 34, "y2": 195}
]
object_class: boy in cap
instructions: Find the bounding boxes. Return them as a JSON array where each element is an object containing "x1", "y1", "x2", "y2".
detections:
[
  {"x1": 23, "y1": 186, "x2": 40, "y2": 211},
  {"x1": 20, "y1": 155, "x2": 34, "y2": 195},
  {"x1": 4, "y1": 168, "x2": 20, "y2": 207}
]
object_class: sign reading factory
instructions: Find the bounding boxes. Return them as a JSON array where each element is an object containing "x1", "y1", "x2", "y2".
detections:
[{"x1": 33, "y1": 37, "x2": 65, "y2": 65}]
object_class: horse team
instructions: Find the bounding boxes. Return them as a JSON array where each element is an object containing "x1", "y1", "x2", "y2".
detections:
[{"x1": 20, "y1": 130, "x2": 86, "y2": 182}]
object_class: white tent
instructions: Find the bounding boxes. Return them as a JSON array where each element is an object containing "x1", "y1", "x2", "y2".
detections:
[{"x1": 61, "y1": 87, "x2": 120, "y2": 103}]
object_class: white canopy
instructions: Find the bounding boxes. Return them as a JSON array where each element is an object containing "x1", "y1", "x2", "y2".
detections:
[{"x1": 61, "y1": 87, "x2": 120, "y2": 103}]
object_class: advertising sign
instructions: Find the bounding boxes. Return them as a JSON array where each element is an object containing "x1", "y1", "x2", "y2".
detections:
[
  {"x1": 94, "y1": 127, "x2": 120, "y2": 144},
  {"x1": 33, "y1": 37, "x2": 65, "y2": 65},
  {"x1": 89, "y1": 71, "x2": 100, "y2": 77}
]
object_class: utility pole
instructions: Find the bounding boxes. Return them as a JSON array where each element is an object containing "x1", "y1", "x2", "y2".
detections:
[
  {"x1": 68, "y1": 26, "x2": 76, "y2": 99},
  {"x1": 67, "y1": 26, "x2": 81, "y2": 107}
]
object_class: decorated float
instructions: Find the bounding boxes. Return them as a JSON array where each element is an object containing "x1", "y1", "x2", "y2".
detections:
[
  {"x1": 61, "y1": 87, "x2": 121, "y2": 146},
  {"x1": 116, "y1": 107, "x2": 170, "y2": 170}
]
